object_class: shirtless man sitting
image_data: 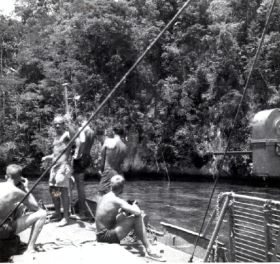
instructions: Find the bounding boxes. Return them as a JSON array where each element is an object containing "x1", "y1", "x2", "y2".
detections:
[
  {"x1": 0, "y1": 164, "x2": 46, "y2": 254},
  {"x1": 95, "y1": 175, "x2": 164, "y2": 260}
]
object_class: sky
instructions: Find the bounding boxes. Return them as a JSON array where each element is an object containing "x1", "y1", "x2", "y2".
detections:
[{"x1": 0, "y1": 0, "x2": 16, "y2": 15}]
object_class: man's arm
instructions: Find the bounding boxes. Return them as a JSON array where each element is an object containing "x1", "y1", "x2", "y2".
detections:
[
  {"x1": 73, "y1": 130, "x2": 86, "y2": 159},
  {"x1": 64, "y1": 114, "x2": 76, "y2": 139},
  {"x1": 20, "y1": 178, "x2": 40, "y2": 211},
  {"x1": 22, "y1": 192, "x2": 40, "y2": 212},
  {"x1": 42, "y1": 153, "x2": 53, "y2": 161},
  {"x1": 99, "y1": 144, "x2": 107, "y2": 173},
  {"x1": 118, "y1": 198, "x2": 141, "y2": 216},
  {"x1": 12, "y1": 184, "x2": 39, "y2": 212}
]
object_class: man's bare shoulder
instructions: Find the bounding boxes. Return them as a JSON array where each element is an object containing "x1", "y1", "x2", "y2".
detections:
[
  {"x1": 0, "y1": 182, "x2": 25, "y2": 199},
  {"x1": 0, "y1": 182, "x2": 25, "y2": 207},
  {"x1": 103, "y1": 138, "x2": 117, "y2": 149},
  {"x1": 62, "y1": 131, "x2": 71, "y2": 140},
  {"x1": 103, "y1": 192, "x2": 124, "y2": 204},
  {"x1": 0, "y1": 181, "x2": 14, "y2": 190}
]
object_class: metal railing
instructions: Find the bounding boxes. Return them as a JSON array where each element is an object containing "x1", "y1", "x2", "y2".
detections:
[{"x1": 205, "y1": 192, "x2": 280, "y2": 262}]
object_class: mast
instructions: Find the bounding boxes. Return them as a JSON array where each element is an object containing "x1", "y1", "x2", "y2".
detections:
[{"x1": 62, "y1": 82, "x2": 70, "y2": 115}]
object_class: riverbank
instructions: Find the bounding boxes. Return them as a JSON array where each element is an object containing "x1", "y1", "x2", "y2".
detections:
[{"x1": 0, "y1": 165, "x2": 277, "y2": 188}]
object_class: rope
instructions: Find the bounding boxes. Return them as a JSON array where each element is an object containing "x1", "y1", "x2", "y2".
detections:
[
  {"x1": 188, "y1": 0, "x2": 276, "y2": 261},
  {"x1": 0, "y1": 0, "x2": 194, "y2": 227}
]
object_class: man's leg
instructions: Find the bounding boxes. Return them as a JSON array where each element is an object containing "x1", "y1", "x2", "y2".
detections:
[
  {"x1": 115, "y1": 213, "x2": 161, "y2": 258},
  {"x1": 114, "y1": 214, "x2": 136, "y2": 240},
  {"x1": 16, "y1": 209, "x2": 47, "y2": 252},
  {"x1": 133, "y1": 214, "x2": 163, "y2": 258},
  {"x1": 132, "y1": 214, "x2": 150, "y2": 247},
  {"x1": 57, "y1": 187, "x2": 69, "y2": 227},
  {"x1": 73, "y1": 172, "x2": 86, "y2": 216},
  {"x1": 49, "y1": 186, "x2": 61, "y2": 219}
]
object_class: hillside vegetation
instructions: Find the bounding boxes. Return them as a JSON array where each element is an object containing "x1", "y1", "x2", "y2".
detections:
[{"x1": 0, "y1": 0, "x2": 280, "y2": 178}]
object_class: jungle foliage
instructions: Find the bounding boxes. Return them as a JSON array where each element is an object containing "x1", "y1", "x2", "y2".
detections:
[{"x1": 0, "y1": 0, "x2": 280, "y2": 178}]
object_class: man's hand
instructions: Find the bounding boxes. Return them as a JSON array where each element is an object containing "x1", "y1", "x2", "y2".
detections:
[
  {"x1": 42, "y1": 155, "x2": 52, "y2": 162},
  {"x1": 132, "y1": 201, "x2": 140, "y2": 210},
  {"x1": 16, "y1": 177, "x2": 29, "y2": 192},
  {"x1": 21, "y1": 177, "x2": 29, "y2": 190}
]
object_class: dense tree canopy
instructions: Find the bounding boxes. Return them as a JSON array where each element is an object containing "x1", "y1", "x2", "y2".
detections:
[{"x1": 0, "y1": 0, "x2": 279, "y2": 178}]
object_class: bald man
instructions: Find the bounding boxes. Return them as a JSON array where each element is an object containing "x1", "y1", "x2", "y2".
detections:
[
  {"x1": 95, "y1": 175, "x2": 164, "y2": 260},
  {"x1": 0, "y1": 164, "x2": 46, "y2": 255}
]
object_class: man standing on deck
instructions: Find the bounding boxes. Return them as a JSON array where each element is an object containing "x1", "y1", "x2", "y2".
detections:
[
  {"x1": 0, "y1": 164, "x2": 46, "y2": 256},
  {"x1": 95, "y1": 175, "x2": 164, "y2": 261},
  {"x1": 42, "y1": 115, "x2": 74, "y2": 227},
  {"x1": 98, "y1": 124, "x2": 127, "y2": 196},
  {"x1": 72, "y1": 115, "x2": 95, "y2": 219}
]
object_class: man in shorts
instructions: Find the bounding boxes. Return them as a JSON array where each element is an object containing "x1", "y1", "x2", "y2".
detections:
[
  {"x1": 95, "y1": 175, "x2": 164, "y2": 260},
  {"x1": 98, "y1": 124, "x2": 127, "y2": 195},
  {"x1": 72, "y1": 115, "x2": 95, "y2": 219},
  {"x1": 0, "y1": 164, "x2": 46, "y2": 254},
  {"x1": 42, "y1": 115, "x2": 74, "y2": 227}
]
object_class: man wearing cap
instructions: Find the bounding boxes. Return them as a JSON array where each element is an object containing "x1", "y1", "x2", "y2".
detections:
[
  {"x1": 0, "y1": 164, "x2": 46, "y2": 256},
  {"x1": 42, "y1": 115, "x2": 74, "y2": 227}
]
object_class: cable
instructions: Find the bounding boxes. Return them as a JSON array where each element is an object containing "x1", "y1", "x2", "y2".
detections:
[{"x1": 188, "y1": 0, "x2": 276, "y2": 261}]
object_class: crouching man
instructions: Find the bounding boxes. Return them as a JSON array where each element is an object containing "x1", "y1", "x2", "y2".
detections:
[
  {"x1": 0, "y1": 164, "x2": 46, "y2": 256},
  {"x1": 95, "y1": 175, "x2": 164, "y2": 261}
]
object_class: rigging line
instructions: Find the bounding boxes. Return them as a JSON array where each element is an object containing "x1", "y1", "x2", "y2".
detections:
[
  {"x1": 0, "y1": 0, "x2": 194, "y2": 227},
  {"x1": 188, "y1": 0, "x2": 276, "y2": 262}
]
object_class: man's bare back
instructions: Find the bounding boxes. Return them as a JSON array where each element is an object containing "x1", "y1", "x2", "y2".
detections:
[
  {"x1": 98, "y1": 128, "x2": 127, "y2": 195},
  {"x1": 0, "y1": 182, "x2": 26, "y2": 223},
  {"x1": 95, "y1": 192, "x2": 123, "y2": 231}
]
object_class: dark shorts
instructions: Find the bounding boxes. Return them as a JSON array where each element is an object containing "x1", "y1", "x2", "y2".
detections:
[
  {"x1": 96, "y1": 229, "x2": 120, "y2": 244},
  {"x1": 73, "y1": 155, "x2": 91, "y2": 174},
  {"x1": 0, "y1": 218, "x2": 17, "y2": 240}
]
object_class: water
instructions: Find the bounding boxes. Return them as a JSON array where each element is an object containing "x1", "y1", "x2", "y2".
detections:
[{"x1": 30, "y1": 179, "x2": 280, "y2": 236}]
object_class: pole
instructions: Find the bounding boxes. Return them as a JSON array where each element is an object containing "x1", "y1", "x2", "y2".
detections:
[
  {"x1": 62, "y1": 82, "x2": 75, "y2": 215},
  {"x1": 203, "y1": 195, "x2": 230, "y2": 262},
  {"x1": 202, "y1": 210, "x2": 216, "y2": 237},
  {"x1": 228, "y1": 202, "x2": 235, "y2": 262},
  {"x1": 85, "y1": 200, "x2": 96, "y2": 221},
  {"x1": 63, "y1": 83, "x2": 69, "y2": 115}
]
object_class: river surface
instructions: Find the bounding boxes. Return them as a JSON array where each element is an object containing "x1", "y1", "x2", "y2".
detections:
[{"x1": 29, "y1": 179, "x2": 280, "y2": 241}]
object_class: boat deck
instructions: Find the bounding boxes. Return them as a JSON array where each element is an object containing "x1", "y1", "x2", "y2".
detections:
[{"x1": 12, "y1": 218, "x2": 201, "y2": 263}]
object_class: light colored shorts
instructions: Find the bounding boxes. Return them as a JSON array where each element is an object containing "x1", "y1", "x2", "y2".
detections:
[{"x1": 49, "y1": 162, "x2": 72, "y2": 188}]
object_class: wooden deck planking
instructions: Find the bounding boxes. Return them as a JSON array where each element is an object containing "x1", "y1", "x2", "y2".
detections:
[
  {"x1": 12, "y1": 219, "x2": 197, "y2": 263},
  {"x1": 13, "y1": 243, "x2": 145, "y2": 264}
]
